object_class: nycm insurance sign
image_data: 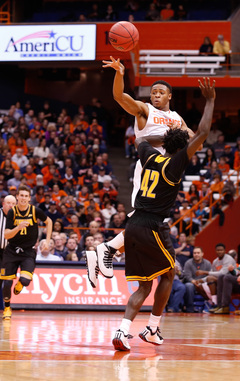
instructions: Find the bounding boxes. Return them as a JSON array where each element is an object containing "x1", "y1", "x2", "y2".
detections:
[{"x1": 0, "y1": 24, "x2": 96, "y2": 61}]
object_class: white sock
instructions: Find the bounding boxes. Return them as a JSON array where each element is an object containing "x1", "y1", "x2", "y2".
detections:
[
  {"x1": 107, "y1": 231, "x2": 124, "y2": 250},
  {"x1": 119, "y1": 318, "x2": 132, "y2": 336},
  {"x1": 148, "y1": 314, "x2": 161, "y2": 332},
  {"x1": 212, "y1": 295, "x2": 217, "y2": 305}
]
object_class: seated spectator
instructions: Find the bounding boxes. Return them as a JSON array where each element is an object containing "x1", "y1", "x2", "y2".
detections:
[
  {"x1": 46, "y1": 201, "x2": 63, "y2": 223},
  {"x1": 174, "y1": 4, "x2": 187, "y2": 20},
  {"x1": 51, "y1": 184, "x2": 68, "y2": 205},
  {"x1": 205, "y1": 124, "x2": 222, "y2": 146},
  {"x1": 113, "y1": 250, "x2": 125, "y2": 263},
  {"x1": 10, "y1": 136, "x2": 28, "y2": 156},
  {"x1": 53, "y1": 234, "x2": 68, "y2": 260},
  {"x1": 36, "y1": 239, "x2": 62, "y2": 262},
  {"x1": 233, "y1": 137, "x2": 240, "y2": 170},
  {"x1": 53, "y1": 218, "x2": 65, "y2": 234},
  {"x1": 204, "y1": 160, "x2": 222, "y2": 182},
  {"x1": 22, "y1": 164, "x2": 37, "y2": 189},
  {"x1": 109, "y1": 213, "x2": 125, "y2": 237},
  {"x1": 173, "y1": 232, "x2": 193, "y2": 268},
  {"x1": 213, "y1": 34, "x2": 231, "y2": 68},
  {"x1": 183, "y1": 246, "x2": 212, "y2": 312},
  {"x1": 160, "y1": 2, "x2": 174, "y2": 21},
  {"x1": 26, "y1": 129, "x2": 39, "y2": 154},
  {"x1": 97, "y1": 166, "x2": 112, "y2": 185},
  {"x1": 222, "y1": 144, "x2": 234, "y2": 169},
  {"x1": 199, "y1": 36, "x2": 213, "y2": 55},
  {"x1": 65, "y1": 237, "x2": 82, "y2": 260},
  {"x1": 167, "y1": 260, "x2": 186, "y2": 312},
  {"x1": 80, "y1": 233, "x2": 95, "y2": 262},
  {"x1": 87, "y1": 3, "x2": 101, "y2": 22},
  {"x1": 7, "y1": 169, "x2": 22, "y2": 188},
  {"x1": 101, "y1": 200, "x2": 117, "y2": 228},
  {"x1": 195, "y1": 243, "x2": 236, "y2": 312},
  {"x1": 185, "y1": 154, "x2": 201, "y2": 175},
  {"x1": 31, "y1": 186, "x2": 45, "y2": 206},
  {"x1": 98, "y1": 179, "x2": 118, "y2": 203},
  {"x1": 212, "y1": 134, "x2": 226, "y2": 159},
  {"x1": 124, "y1": 124, "x2": 135, "y2": 159},
  {"x1": 1, "y1": 159, "x2": 15, "y2": 181},
  {"x1": 186, "y1": 183, "x2": 199, "y2": 202},
  {"x1": 202, "y1": 147, "x2": 216, "y2": 169},
  {"x1": 145, "y1": 2, "x2": 159, "y2": 21},
  {"x1": 104, "y1": 4, "x2": 118, "y2": 21},
  {"x1": 12, "y1": 148, "x2": 28, "y2": 170},
  {"x1": 66, "y1": 252, "x2": 79, "y2": 261},
  {"x1": 77, "y1": 185, "x2": 89, "y2": 204},
  {"x1": 218, "y1": 156, "x2": 230, "y2": 174},
  {"x1": 210, "y1": 173, "x2": 224, "y2": 195}
]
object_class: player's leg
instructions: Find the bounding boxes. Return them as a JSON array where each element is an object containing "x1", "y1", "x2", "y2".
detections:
[
  {"x1": 1, "y1": 247, "x2": 19, "y2": 319},
  {"x1": 95, "y1": 160, "x2": 142, "y2": 279},
  {"x1": 14, "y1": 254, "x2": 35, "y2": 295},
  {"x1": 112, "y1": 281, "x2": 152, "y2": 351}
]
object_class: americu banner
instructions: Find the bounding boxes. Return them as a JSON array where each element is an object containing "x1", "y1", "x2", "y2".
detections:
[
  {"x1": 0, "y1": 24, "x2": 96, "y2": 61},
  {"x1": 11, "y1": 266, "x2": 156, "y2": 310}
]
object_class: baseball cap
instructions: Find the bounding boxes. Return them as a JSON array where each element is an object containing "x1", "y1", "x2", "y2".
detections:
[
  {"x1": 93, "y1": 144, "x2": 99, "y2": 150},
  {"x1": 29, "y1": 129, "x2": 37, "y2": 135},
  {"x1": 224, "y1": 144, "x2": 231, "y2": 149},
  {"x1": 9, "y1": 186, "x2": 17, "y2": 190},
  {"x1": 99, "y1": 166, "x2": 105, "y2": 171}
]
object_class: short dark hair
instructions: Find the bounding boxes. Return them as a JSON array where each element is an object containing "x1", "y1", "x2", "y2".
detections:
[
  {"x1": 215, "y1": 243, "x2": 225, "y2": 249},
  {"x1": 163, "y1": 128, "x2": 189, "y2": 154},
  {"x1": 151, "y1": 80, "x2": 172, "y2": 94},
  {"x1": 17, "y1": 185, "x2": 31, "y2": 195}
]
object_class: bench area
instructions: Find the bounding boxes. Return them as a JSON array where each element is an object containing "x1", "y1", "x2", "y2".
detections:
[{"x1": 139, "y1": 50, "x2": 226, "y2": 76}]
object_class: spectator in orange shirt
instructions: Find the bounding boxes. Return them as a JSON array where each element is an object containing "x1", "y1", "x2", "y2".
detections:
[
  {"x1": 185, "y1": 183, "x2": 199, "y2": 202},
  {"x1": 233, "y1": 139, "x2": 240, "y2": 170},
  {"x1": 84, "y1": 193, "x2": 100, "y2": 214},
  {"x1": 87, "y1": 118, "x2": 103, "y2": 144},
  {"x1": 10, "y1": 136, "x2": 28, "y2": 156},
  {"x1": 22, "y1": 164, "x2": 37, "y2": 189},
  {"x1": 98, "y1": 179, "x2": 118, "y2": 203},
  {"x1": 160, "y1": 2, "x2": 174, "y2": 21},
  {"x1": 51, "y1": 184, "x2": 68, "y2": 205},
  {"x1": 210, "y1": 174, "x2": 224, "y2": 195},
  {"x1": 7, "y1": 129, "x2": 21, "y2": 150},
  {"x1": 77, "y1": 185, "x2": 89, "y2": 204},
  {"x1": 218, "y1": 156, "x2": 230, "y2": 174}
]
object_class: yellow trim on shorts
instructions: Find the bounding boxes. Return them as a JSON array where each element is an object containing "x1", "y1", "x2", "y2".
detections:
[
  {"x1": 126, "y1": 266, "x2": 171, "y2": 282},
  {"x1": 20, "y1": 270, "x2": 33, "y2": 279},
  {"x1": 0, "y1": 274, "x2": 17, "y2": 280},
  {"x1": 152, "y1": 230, "x2": 175, "y2": 268}
]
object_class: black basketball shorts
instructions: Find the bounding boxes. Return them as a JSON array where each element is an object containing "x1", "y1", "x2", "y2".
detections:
[
  {"x1": 124, "y1": 211, "x2": 175, "y2": 282},
  {"x1": 0, "y1": 245, "x2": 36, "y2": 280}
]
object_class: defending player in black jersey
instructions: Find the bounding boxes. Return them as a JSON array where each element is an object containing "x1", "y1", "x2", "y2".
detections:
[
  {"x1": 112, "y1": 78, "x2": 216, "y2": 351},
  {"x1": 0, "y1": 185, "x2": 52, "y2": 320}
]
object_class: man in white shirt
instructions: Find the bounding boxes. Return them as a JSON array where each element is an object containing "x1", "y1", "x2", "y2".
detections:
[{"x1": 36, "y1": 239, "x2": 61, "y2": 261}]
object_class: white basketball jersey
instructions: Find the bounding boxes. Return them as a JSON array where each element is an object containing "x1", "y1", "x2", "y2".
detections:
[
  {"x1": 131, "y1": 103, "x2": 182, "y2": 208},
  {"x1": 134, "y1": 103, "x2": 182, "y2": 148}
]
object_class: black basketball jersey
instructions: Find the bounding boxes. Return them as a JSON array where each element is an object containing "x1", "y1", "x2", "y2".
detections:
[
  {"x1": 6, "y1": 204, "x2": 47, "y2": 249},
  {"x1": 135, "y1": 141, "x2": 189, "y2": 217}
]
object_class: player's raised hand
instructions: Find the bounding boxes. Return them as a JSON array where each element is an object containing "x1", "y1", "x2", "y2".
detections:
[
  {"x1": 102, "y1": 56, "x2": 125, "y2": 75},
  {"x1": 198, "y1": 77, "x2": 216, "y2": 100}
]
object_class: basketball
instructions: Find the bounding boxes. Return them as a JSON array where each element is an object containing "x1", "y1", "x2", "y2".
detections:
[{"x1": 109, "y1": 21, "x2": 139, "y2": 52}]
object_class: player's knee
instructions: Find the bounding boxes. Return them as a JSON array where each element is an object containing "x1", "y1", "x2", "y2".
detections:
[{"x1": 19, "y1": 277, "x2": 31, "y2": 287}]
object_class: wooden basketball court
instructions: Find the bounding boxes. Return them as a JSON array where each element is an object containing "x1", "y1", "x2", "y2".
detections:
[{"x1": 0, "y1": 310, "x2": 239, "y2": 380}]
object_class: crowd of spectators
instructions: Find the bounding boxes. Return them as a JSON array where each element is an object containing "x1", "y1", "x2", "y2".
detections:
[
  {"x1": 0, "y1": 98, "x2": 127, "y2": 263},
  {"x1": 26, "y1": 0, "x2": 232, "y2": 24}
]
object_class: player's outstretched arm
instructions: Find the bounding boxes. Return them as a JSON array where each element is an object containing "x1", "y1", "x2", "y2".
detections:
[
  {"x1": 187, "y1": 78, "x2": 216, "y2": 159},
  {"x1": 102, "y1": 56, "x2": 147, "y2": 117}
]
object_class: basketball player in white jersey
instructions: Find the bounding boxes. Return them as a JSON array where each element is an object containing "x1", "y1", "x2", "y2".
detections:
[{"x1": 86, "y1": 56, "x2": 194, "y2": 287}]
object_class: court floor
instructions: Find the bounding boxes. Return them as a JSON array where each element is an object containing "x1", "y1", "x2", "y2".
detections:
[{"x1": 0, "y1": 310, "x2": 240, "y2": 380}]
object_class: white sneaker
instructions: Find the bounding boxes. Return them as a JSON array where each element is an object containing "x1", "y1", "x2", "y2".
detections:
[
  {"x1": 86, "y1": 251, "x2": 99, "y2": 288},
  {"x1": 96, "y1": 243, "x2": 115, "y2": 278},
  {"x1": 112, "y1": 329, "x2": 131, "y2": 351},
  {"x1": 139, "y1": 326, "x2": 164, "y2": 345}
]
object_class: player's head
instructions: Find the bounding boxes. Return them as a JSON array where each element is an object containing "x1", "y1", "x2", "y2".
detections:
[
  {"x1": 150, "y1": 81, "x2": 172, "y2": 109},
  {"x1": 2, "y1": 195, "x2": 16, "y2": 214},
  {"x1": 16, "y1": 185, "x2": 31, "y2": 207},
  {"x1": 163, "y1": 128, "x2": 189, "y2": 154}
]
